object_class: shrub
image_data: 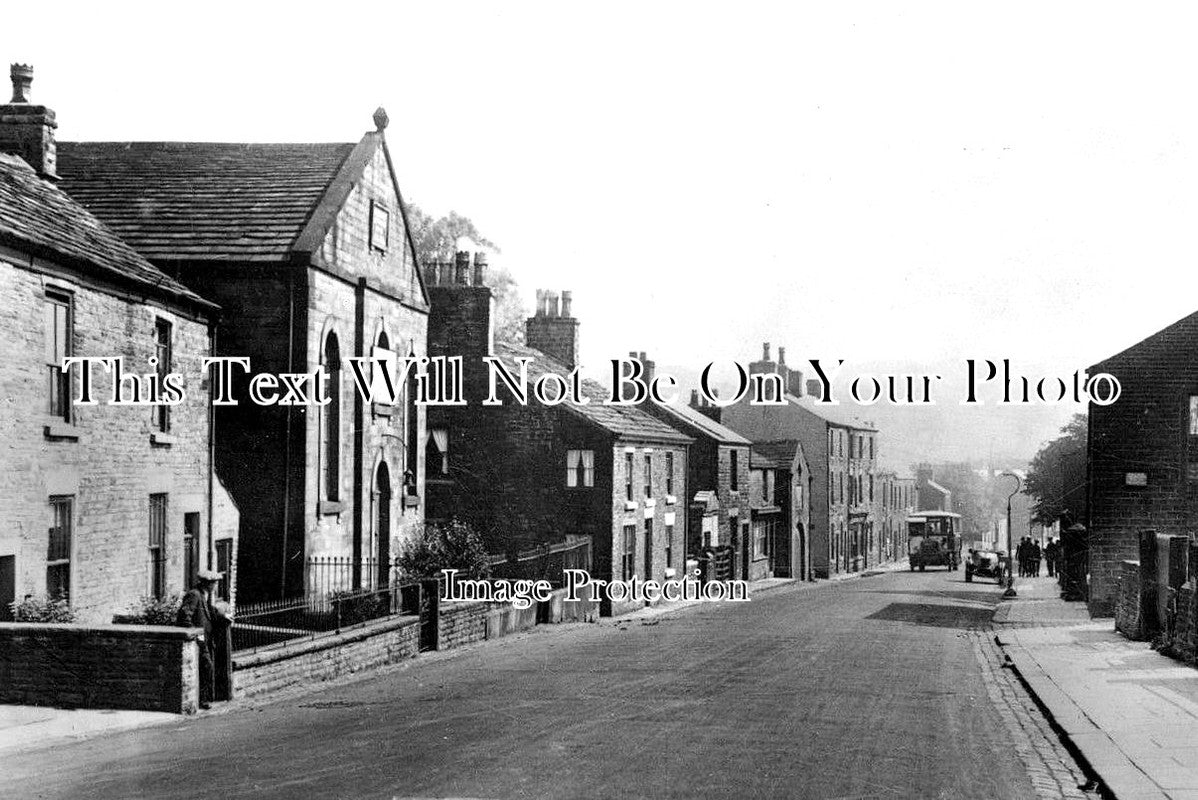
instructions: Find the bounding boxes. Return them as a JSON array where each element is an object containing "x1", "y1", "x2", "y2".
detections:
[
  {"x1": 117, "y1": 594, "x2": 183, "y2": 625},
  {"x1": 11, "y1": 594, "x2": 77, "y2": 623},
  {"x1": 397, "y1": 519, "x2": 490, "y2": 581}
]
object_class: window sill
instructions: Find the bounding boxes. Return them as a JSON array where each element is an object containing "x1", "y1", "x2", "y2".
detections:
[
  {"x1": 151, "y1": 432, "x2": 176, "y2": 447},
  {"x1": 402, "y1": 494, "x2": 420, "y2": 509},
  {"x1": 372, "y1": 403, "x2": 394, "y2": 418},
  {"x1": 319, "y1": 500, "x2": 345, "y2": 516},
  {"x1": 644, "y1": 498, "x2": 657, "y2": 509},
  {"x1": 665, "y1": 494, "x2": 677, "y2": 506},
  {"x1": 44, "y1": 422, "x2": 80, "y2": 441},
  {"x1": 623, "y1": 500, "x2": 638, "y2": 512}
]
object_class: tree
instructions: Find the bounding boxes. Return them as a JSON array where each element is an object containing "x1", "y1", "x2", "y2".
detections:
[
  {"x1": 406, "y1": 204, "x2": 526, "y2": 344},
  {"x1": 396, "y1": 519, "x2": 491, "y2": 581},
  {"x1": 918, "y1": 462, "x2": 1003, "y2": 538},
  {"x1": 1024, "y1": 414, "x2": 1087, "y2": 526}
]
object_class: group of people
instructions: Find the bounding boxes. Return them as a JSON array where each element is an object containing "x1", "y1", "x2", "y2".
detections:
[{"x1": 1016, "y1": 537, "x2": 1061, "y2": 577}]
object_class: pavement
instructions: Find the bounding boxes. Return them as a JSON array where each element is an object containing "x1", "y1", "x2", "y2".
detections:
[
  {"x1": 995, "y1": 575, "x2": 1198, "y2": 800},
  {"x1": 1, "y1": 567, "x2": 1068, "y2": 799},
  {"x1": 0, "y1": 704, "x2": 176, "y2": 755}
]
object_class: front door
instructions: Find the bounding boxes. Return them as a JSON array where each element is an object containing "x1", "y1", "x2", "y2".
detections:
[
  {"x1": 644, "y1": 519, "x2": 653, "y2": 584},
  {"x1": 0, "y1": 556, "x2": 13, "y2": 622},
  {"x1": 742, "y1": 523, "x2": 751, "y2": 578},
  {"x1": 376, "y1": 462, "x2": 392, "y2": 588},
  {"x1": 183, "y1": 512, "x2": 200, "y2": 590}
]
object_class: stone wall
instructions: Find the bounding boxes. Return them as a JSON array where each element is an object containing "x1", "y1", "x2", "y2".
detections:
[
  {"x1": 232, "y1": 590, "x2": 600, "y2": 701},
  {"x1": 1171, "y1": 585, "x2": 1197, "y2": 665},
  {"x1": 233, "y1": 614, "x2": 420, "y2": 699},
  {"x1": 1114, "y1": 560, "x2": 1142, "y2": 640},
  {"x1": 0, "y1": 622, "x2": 200, "y2": 713},
  {"x1": 438, "y1": 600, "x2": 488, "y2": 650}
]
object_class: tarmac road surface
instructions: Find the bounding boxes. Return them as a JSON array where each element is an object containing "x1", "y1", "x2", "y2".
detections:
[{"x1": 2, "y1": 569, "x2": 1051, "y2": 799}]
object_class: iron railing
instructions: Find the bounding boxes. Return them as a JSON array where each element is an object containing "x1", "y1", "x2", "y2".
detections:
[
  {"x1": 488, "y1": 535, "x2": 592, "y2": 586},
  {"x1": 232, "y1": 557, "x2": 420, "y2": 653},
  {"x1": 233, "y1": 541, "x2": 592, "y2": 653}
]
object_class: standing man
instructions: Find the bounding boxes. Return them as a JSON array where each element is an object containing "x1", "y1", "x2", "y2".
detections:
[
  {"x1": 177, "y1": 569, "x2": 227, "y2": 710},
  {"x1": 1045, "y1": 537, "x2": 1059, "y2": 577}
]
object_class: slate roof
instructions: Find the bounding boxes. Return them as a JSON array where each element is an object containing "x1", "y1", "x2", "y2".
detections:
[
  {"x1": 652, "y1": 400, "x2": 751, "y2": 445},
  {"x1": 56, "y1": 141, "x2": 357, "y2": 262},
  {"x1": 924, "y1": 480, "x2": 951, "y2": 497},
  {"x1": 0, "y1": 153, "x2": 213, "y2": 309},
  {"x1": 750, "y1": 440, "x2": 802, "y2": 468},
  {"x1": 788, "y1": 392, "x2": 877, "y2": 431},
  {"x1": 494, "y1": 342, "x2": 692, "y2": 444}
]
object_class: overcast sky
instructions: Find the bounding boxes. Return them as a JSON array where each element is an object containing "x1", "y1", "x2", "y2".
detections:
[{"x1": 11, "y1": 2, "x2": 1198, "y2": 466}]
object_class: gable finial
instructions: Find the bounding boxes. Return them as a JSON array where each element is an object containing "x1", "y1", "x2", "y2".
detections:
[{"x1": 373, "y1": 106, "x2": 389, "y2": 132}]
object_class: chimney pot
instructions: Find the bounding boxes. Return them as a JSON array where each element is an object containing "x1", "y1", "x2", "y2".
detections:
[
  {"x1": 560, "y1": 290, "x2": 572, "y2": 317},
  {"x1": 762, "y1": 342, "x2": 771, "y2": 361},
  {"x1": 9, "y1": 64, "x2": 32, "y2": 104},
  {"x1": 1, "y1": 63, "x2": 57, "y2": 180},
  {"x1": 471, "y1": 252, "x2": 487, "y2": 286},
  {"x1": 548, "y1": 290, "x2": 560, "y2": 317},
  {"x1": 778, "y1": 346, "x2": 786, "y2": 365},
  {"x1": 690, "y1": 389, "x2": 699, "y2": 407},
  {"x1": 454, "y1": 251, "x2": 470, "y2": 285}
]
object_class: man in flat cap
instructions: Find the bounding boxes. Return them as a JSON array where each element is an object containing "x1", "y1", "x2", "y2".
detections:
[{"x1": 177, "y1": 569, "x2": 228, "y2": 709}]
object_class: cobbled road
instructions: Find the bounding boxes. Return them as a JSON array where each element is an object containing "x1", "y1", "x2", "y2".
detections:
[{"x1": 2, "y1": 569, "x2": 1097, "y2": 799}]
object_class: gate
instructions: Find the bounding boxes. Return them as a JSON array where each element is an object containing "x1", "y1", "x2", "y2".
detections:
[{"x1": 418, "y1": 577, "x2": 439, "y2": 651}]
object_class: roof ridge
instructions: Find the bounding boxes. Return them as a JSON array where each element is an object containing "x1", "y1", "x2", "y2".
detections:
[{"x1": 0, "y1": 155, "x2": 215, "y2": 311}]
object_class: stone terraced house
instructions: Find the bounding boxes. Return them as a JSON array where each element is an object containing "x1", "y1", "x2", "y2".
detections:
[
  {"x1": 713, "y1": 343, "x2": 879, "y2": 578},
  {"x1": 0, "y1": 65, "x2": 239, "y2": 622},
  {"x1": 425, "y1": 267, "x2": 692, "y2": 616}
]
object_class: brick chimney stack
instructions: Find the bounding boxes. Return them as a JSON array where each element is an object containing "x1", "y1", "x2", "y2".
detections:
[
  {"x1": 0, "y1": 64, "x2": 58, "y2": 180},
  {"x1": 748, "y1": 340, "x2": 779, "y2": 386},
  {"x1": 629, "y1": 351, "x2": 655, "y2": 389},
  {"x1": 427, "y1": 250, "x2": 494, "y2": 390},
  {"x1": 526, "y1": 288, "x2": 580, "y2": 369}
]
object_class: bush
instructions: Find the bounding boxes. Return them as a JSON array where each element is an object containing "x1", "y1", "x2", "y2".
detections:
[
  {"x1": 397, "y1": 519, "x2": 490, "y2": 581},
  {"x1": 11, "y1": 594, "x2": 77, "y2": 623},
  {"x1": 117, "y1": 594, "x2": 183, "y2": 625}
]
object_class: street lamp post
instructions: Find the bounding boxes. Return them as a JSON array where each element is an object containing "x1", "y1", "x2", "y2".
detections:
[{"x1": 1002, "y1": 471, "x2": 1021, "y2": 598}]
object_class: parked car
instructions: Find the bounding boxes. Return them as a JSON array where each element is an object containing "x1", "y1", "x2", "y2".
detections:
[{"x1": 964, "y1": 547, "x2": 1006, "y2": 584}]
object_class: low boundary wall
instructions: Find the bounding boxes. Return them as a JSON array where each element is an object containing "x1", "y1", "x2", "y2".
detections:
[{"x1": 0, "y1": 622, "x2": 200, "y2": 714}]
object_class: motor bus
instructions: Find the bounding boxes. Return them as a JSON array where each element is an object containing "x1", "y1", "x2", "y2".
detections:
[{"x1": 907, "y1": 511, "x2": 961, "y2": 571}]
